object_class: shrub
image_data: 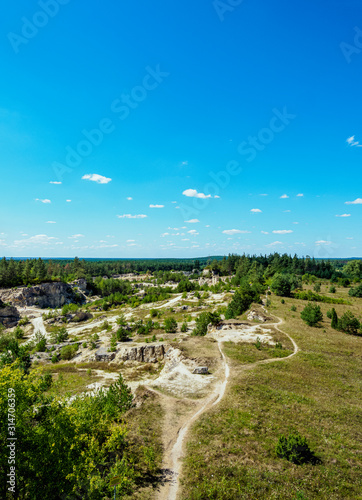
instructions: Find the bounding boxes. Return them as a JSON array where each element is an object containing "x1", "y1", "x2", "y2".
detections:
[
  {"x1": 181, "y1": 322, "x2": 187, "y2": 333},
  {"x1": 164, "y1": 318, "x2": 177, "y2": 333},
  {"x1": 14, "y1": 326, "x2": 24, "y2": 339},
  {"x1": 290, "y1": 305, "x2": 297, "y2": 312},
  {"x1": 275, "y1": 341, "x2": 283, "y2": 349},
  {"x1": 314, "y1": 283, "x2": 321, "y2": 292},
  {"x1": 50, "y1": 326, "x2": 69, "y2": 344},
  {"x1": 349, "y1": 283, "x2": 362, "y2": 298},
  {"x1": 281, "y1": 299, "x2": 285, "y2": 304},
  {"x1": 329, "y1": 285, "x2": 336, "y2": 294},
  {"x1": 51, "y1": 354, "x2": 58, "y2": 363},
  {"x1": 116, "y1": 327, "x2": 129, "y2": 342},
  {"x1": 192, "y1": 311, "x2": 220, "y2": 336},
  {"x1": 34, "y1": 332, "x2": 47, "y2": 352},
  {"x1": 331, "y1": 308, "x2": 339, "y2": 329},
  {"x1": 338, "y1": 310, "x2": 360, "y2": 335},
  {"x1": 276, "y1": 432, "x2": 318, "y2": 465},
  {"x1": 254, "y1": 337, "x2": 262, "y2": 350},
  {"x1": 116, "y1": 314, "x2": 127, "y2": 325},
  {"x1": 60, "y1": 344, "x2": 78, "y2": 360},
  {"x1": 300, "y1": 303, "x2": 323, "y2": 327},
  {"x1": 18, "y1": 316, "x2": 30, "y2": 326}
]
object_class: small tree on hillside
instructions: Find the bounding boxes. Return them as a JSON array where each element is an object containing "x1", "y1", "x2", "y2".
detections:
[
  {"x1": 330, "y1": 308, "x2": 338, "y2": 329},
  {"x1": 300, "y1": 303, "x2": 323, "y2": 327},
  {"x1": 338, "y1": 310, "x2": 360, "y2": 335}
]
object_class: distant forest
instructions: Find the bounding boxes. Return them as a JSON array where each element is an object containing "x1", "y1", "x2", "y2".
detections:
[{"x1": 1, "y1": 254, "x2": 361, "y2": 289}]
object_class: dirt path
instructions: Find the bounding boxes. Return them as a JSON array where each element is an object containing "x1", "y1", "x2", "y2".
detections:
[{"x1": 156, "y1": 311, "x2": 299, "y2": 500}]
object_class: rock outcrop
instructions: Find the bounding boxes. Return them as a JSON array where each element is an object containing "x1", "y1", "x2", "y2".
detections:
[
  {"x1": 192, "y1": 366, "x2": 209, "y2": 374},
  {"x1": 0, "y1": 282, "x2": 85, "y2": 309},
  {"x1": 247, "y1": 310, "x2": 270, "y2": 322},
  {"x1": 95, "y1": 347, "x2": 116, "y2": 362},
  {"x1": 114, "y1": 344, "x2": 166, "y2": 364},
  {"x1": 0, "y1": 300, "x2": 20, "y2": 328}
]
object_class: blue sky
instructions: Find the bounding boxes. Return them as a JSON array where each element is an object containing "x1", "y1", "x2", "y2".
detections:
[{"x1": 0, "y1": 0, "x2": 361, "y2": 258}]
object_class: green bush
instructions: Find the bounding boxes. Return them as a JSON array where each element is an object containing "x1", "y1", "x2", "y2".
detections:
[
  {"x1": 164, "y1": 317, "x2": 177, "y2": 333},
  {"x1": 329, "y1": 285, "x2": 336, "y2": 293},
  {"x1": 192, "y1": 311, "x2": 220, "y2": 336},
  {"x1": 181, "y1": 322, "x2": 187, "y2": 333},
  {"x1": 60, "y1": 344, "x2": 78, "y2": 360},
  {"x1": 18, "y1": 316, "x2": 30, "y2": 326},
  {"x1": 116, "y1": 327, "x2": 129, "y2": 342},
  {"x1": 338, "y1": 310, "x2": 360, "y2": 335},
  {"x1": 314, "y1": 283, "x2": 321, "y2": 292},
  {"x1": 300, "y1": 303, "x2": 323, "y2": 327},
  {"x1": 349, "y1": 283, "x2": 362, "y2": 297},
  {"x1": 276, "y1": 432, "x2": 318, "y2": 465},
  {"x1": 14, "y1": 326, "x2": 24, "y2": 339},
  {"x1": 290, "y1": 305, "x2": 297, "y2": 312},
  {"x1": 281, "y1": 299, "x2": 285, "y2": 304}
]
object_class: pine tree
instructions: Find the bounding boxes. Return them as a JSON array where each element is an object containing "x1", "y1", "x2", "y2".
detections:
[{"x1": 331, "y1": 308, "x2": 338, "y2": 329}]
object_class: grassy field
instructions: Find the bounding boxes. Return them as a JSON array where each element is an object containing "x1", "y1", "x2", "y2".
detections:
[{"x1": 180, "y1": 288, "x2": 362, "y2": 499}]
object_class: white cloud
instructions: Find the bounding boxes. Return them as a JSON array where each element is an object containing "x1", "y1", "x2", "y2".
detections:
[
  {"x1": 283, "y1": 210, "x2": 291, "y2": 213},
  {"x1": 293, "y1": 222, "x2": 299, "y2": 224},
  {"x1": 259, "y1": 193, "x2": 268, "y2": 196},
  {"x1": 68, "y1": 234, "x2": 84, "y2": 239},
  {"x1": 46, "y1": 221, "x2": 56, "y2": 224},
  {"x1": 261, "y1": 231, "x2": 269, "y2": 234},
  {"x1": 82, "y1": 174, "x2": 112, "y2": 184},
  {"x1": 266, "y1": 241, "x2": 283, "y2": 247},
  {"x1": 205, "y1": 225, "x2": 210, "y2": 227},
  {"x1": 188, "y1": 229, "x2": 199, "y2": 235},
  {"x1": 297, "y1": 193, "x2": 304, "y2": 197},
  {"x1": 117, "y1": 214, "x2": 147, "y2": 219},
  {"x1": 161, "y1": 233, "x2": 169, "y2": 237},
  {"x1": 35, "y1": 198, "x2": 51, "y2": 204},
  {"x1": 98, "y1": 244, "x2": 119, "y2": 248},
  {"x1": 171, "y1": 201, "x2": 177, "y2": 203},
  {"x1": 181, "y1": 238, "x2": 190, "y2": 241},
  {"x1": 149, "y1": 204, "x2": 164, "y2": 208},
  {"x1": 346, "y1": 135, "x2": 362, "y2": 147},
  {"x1": 346, "y1": 237, "x2": 354, "y2": 240},
  {"x1": 345, "y1": 198, "x2": 362, "y2": 205},
  {"x1": 127, "y1": 197, "x2": 133, "y2": 201},
  {"x1": 181, "y1": 161, "x2": 189, "y2": 166},
  {"x1": 66, "y1": 199, "x2": 72, "y2": 202},
  {"x1": 214, "y1": 195, "x2": 220, "y2": 199},
  {"x1": 49, "y1": 181, "x2": 62, "y2": 185},
  {"x1": 272, "y1": 230, "x2": 293, "y2": 234},
  {"x1": 336, "y1": 214, "x2": 351, "y2": 217},
  {"x1": 191, "y1": 244, "x2": 200, "y2": 248},
  {"x1": 185, "y1": 219, "x2": 200, "y2": 223},
  {"x1": 251, "y1": 208, "x2": 262, "y2": 213},
  {"x1": 222, "y1": 229, "x2": 251, "y2": 235},
  {"x1": 182, "y1": 189, "x2": 211, "y2": 199},
  {"x1": 280, "y1": 194, "x2": 289, "y2": 199},
  {"x1": 13, "y1": 234, "x2": 57, "y2": 246},
  {"x1": 126, "y1": 239, "x2": 135, "y2": 243},
  {"x1": 315, "y1": 240, "x2": 332, "y2": 246}
]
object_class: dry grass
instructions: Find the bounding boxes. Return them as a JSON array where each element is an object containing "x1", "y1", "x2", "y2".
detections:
[{"x1": 181, "y1": 290, "x2": 362, "y2": 499}]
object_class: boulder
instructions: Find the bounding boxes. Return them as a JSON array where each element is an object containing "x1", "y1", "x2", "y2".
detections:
[
  {"x1": 192, "y1": 366, "x2": 209, "y2": 375},
  {"x1": 0, "y1": 282, "x2": 85, "y2": 309},
  {"x1": 70, "y1": 311, "x2": 93, "y2": 323},
  {"x1": 0, "y1": 300, "x2": 20, "y2": 328}
]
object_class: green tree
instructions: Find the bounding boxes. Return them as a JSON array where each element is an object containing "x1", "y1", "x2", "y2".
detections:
[
  {"x1": 300, "y1": 303, "x2": 323, "y2": 327},
  {"x1": 225, "y1": 283, "x2": 260, "y2": 319},
  {"x1": 164, "y1": 317, "x2": 177, "y2": 333},
  {"x1": 338, "y1": 310, "x2": 360, "y2": 335},
  {"x1": 193, "y1": 311, "x2": 220, "y2": 336},
  {"x1": 331, "y1": 308, "x2": 339, "y2": 329}
]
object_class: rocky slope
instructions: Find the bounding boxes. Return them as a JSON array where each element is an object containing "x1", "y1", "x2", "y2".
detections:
[
  {"x1": 0, "y1": 299, "x2": 20, "y2": 328},
  {"x1": 0, "y1": 282, "x2": 85, "y2": 309}
]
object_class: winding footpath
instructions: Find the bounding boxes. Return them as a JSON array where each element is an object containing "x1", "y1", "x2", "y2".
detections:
[{"x1": 160, "y1": 311, "x2": 299, "y2": 500}]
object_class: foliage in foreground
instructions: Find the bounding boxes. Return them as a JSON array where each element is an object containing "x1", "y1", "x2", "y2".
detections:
[{"x1": 0, "y1": 364, "x2": 157, "y2": 499}]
